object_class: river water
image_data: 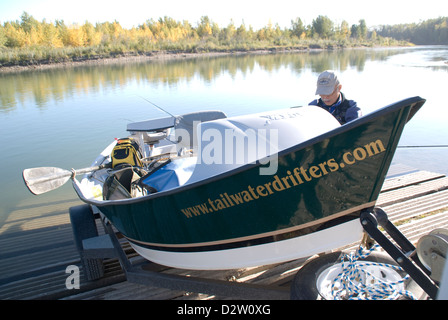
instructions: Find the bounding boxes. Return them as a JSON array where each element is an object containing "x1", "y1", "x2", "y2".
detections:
[{"x1": 1, "y1": 46, "x2": 447, "y2": 224}]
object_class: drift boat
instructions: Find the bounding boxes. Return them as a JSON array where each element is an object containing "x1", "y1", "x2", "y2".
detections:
[{"x1": 24, "y1": 97, "x2": 425, "y2": 270}]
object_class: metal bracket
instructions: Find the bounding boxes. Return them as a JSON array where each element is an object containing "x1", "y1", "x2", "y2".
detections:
[{"x1": 360, "y1": 207, "x2": 439, "y2": 299}]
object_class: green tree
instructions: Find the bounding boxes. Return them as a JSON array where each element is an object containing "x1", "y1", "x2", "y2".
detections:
[
  {"x1": 311, "y1": 15, "x2": 334, "y2": 38},
  {"x1": 0, "y1": 25, "x2": 6, "y2": 47},
  {"x1": 20, "y1": 12, "x2": 39, "y2": 33},
  {"x1": 339, "y1": 20, "x2": 350, "y2": 39},
  {"x1": 236, "y1": 23, "x2": 248, "y2": 41},
  {"x1": 291, "y1": 18, "x2": 306, "y2": 39},
  {"x1": 196, "y1": 16, "x2": 213, "y2": 38},
  {"x1": 219, "y1": 20, "x2": 236, "y2": 42},
  {"x1": 359, "y1": 19, "x2": 367, "y2": 39},
  {"x1": 257, "y1": 19, "x2": 276, "y2": 41},
  {"x1": 351, "y1": 24, "x2": 359, "y2": 38}
]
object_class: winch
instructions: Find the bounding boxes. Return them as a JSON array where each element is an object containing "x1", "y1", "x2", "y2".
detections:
[{"x1": 417, "y1": 228, "x2": 448, "y2": 283}]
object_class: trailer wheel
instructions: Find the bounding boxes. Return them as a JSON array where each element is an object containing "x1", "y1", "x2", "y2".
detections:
[
  {"x1": 69, "y1": 204, "x2": 104, "y2": 281},
  {"x1": 290, "y1": 250, "x2": 425, "y2": 300}
]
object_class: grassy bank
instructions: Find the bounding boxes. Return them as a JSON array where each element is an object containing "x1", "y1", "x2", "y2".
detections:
[{"x1": 0, "y1": 37, "x2": 411, "y2": 70}]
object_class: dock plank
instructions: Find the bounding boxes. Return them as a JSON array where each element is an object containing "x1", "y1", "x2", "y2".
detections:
[
  {"x1": 377, "y1": 176, "x2": 448, "y2": 207},
  {"x1": 381, "y1": 170, "x2": 445, "y2": 192},
  {"x1": 379, "y1": 190, "x2": 448, "y2": 224}
]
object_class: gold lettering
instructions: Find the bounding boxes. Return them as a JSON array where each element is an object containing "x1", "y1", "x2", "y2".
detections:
[
  {"x1": 181, "y1": 208, "x2": 193, "y2": 218},
  {"x1": 223, "y1": 193, "x2": 235, "y2": 206},
  {"x1": 214, "y1": 199, "x2": 226, "y2": 210},
  {"x1": 180, "y1": 139, "x2": 386, "y2": 219},
  {"x1": 364, "y1": 139, "x2": 386, "y2": 156},
  {"x1": 353, "y1": 147, "x2": 367, "y2": 161},
  {"x1": 309, "y1": 165, "x2": 322, "y2": 178},
  {"x1": 293, "y1": 167, "x2": 304, "y2": 184},
  {"x1": 230, "y1": 193, "x2": 244, "y2": 204},
  {"x1": 343, "y1": 152, "x2": 355, "y2": 165},
  {"x1": 241, "y1": 190, "x2": 254, "y2": 202},
  {"x1": 220, "y1": 194, "x2": 230, "y2": 208},
  {"x1": 272, "y1": 175, "x2": 286, "y2": 191},
  {"x1": 327, "y1": 158, "x2": 339, "y2": 172},
  {"x1": 256, "y1": 185, "x2": 268, "y2": 197},
  {"x1": 208, "y1": 198, "x2": 217, "y2": 211},
  {"x1": 281, "y1": 176, "x2": 292, "y2": 189},
  {"x1": 264, "y1": 182, "x2": 274, "y2": 194},
  {"x1": 318, "y1": 162, "x2": 329, "y2": 175},
  {"x1": 287, "y1": 170, "x2": 299, "y2": 186},
  {"x1": 300, "y1": 167, "x2": 312, "y2": 182},
  {"x1": 247, "y1": 185, "x2": 260, "y2": 199}
]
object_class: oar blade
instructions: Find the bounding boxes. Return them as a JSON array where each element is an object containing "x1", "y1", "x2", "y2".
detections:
[{"x1": 23, "y1": 167, "x2": 72, "y2": 195}]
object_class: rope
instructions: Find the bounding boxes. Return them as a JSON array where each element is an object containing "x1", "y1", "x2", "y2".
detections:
[{"x1": 329, "y1": 244, "x2": 417, "y2": 300}]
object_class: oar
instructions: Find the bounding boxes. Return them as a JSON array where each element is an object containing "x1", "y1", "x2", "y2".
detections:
[{"x1": 23, "y1": 164, "x2": 110, "y2": 195}]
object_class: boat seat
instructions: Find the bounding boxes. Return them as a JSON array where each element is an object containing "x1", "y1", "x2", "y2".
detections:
[
  {"x1": 175, "y1": 110, "x2": 227, "y2": 149},
  {"x1": 141, "y1": 131, "x2": 168, "y2": 144}
]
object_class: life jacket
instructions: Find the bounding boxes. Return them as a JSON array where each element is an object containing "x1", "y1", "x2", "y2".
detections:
[
  {"x1": 111, "y1": 138, "x2": 143, "y2": 168},
  {"x1": 310, "y1": 93, "x2": 358, "y2": 125}
]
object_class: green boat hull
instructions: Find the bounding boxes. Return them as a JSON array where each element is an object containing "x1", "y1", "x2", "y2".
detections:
[{"x1": 74, "y1": 97, "x2": 425, "y2": 269}]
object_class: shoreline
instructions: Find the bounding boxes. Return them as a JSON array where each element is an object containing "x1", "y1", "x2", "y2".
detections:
[
  {"x1": 0, "y1": 51, "x2": 231, "y2": 73},
  {"x1": 0, "y1": 44, "x2": 418, "y2": 74},
  {"x1": 0, "y1": 47, "x2": 343, "y2": 73}
]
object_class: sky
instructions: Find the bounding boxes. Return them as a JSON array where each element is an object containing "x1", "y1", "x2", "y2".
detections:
[{"x1": 0, "y1": 0, "x2": 447, "y2": 29}]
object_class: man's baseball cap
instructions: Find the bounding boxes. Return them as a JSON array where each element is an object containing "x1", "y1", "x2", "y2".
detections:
[{"x1": 315, "y1": 70, "x2": 340, "y2": 95}]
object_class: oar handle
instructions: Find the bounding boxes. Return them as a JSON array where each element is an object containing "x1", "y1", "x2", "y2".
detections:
[
  {"x1": 71, "y1": 164, "x2": 108, "y2": 178},
  {"x1": 30, "y1": 164, "x2": 106, "y2": 184}
]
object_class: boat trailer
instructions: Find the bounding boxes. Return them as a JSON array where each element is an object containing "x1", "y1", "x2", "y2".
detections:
[{"x1": 69, "y1": 204, "x2": 448, "y2": 300}]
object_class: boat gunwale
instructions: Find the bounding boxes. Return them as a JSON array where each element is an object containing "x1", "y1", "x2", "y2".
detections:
[{"x1": 73, "y1": 96, "x2": 425, "y2": 207}]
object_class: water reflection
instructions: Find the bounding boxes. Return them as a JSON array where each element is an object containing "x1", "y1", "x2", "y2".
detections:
[{"x1": 0, "y1": 47, "x2": 419, "y2": 113}]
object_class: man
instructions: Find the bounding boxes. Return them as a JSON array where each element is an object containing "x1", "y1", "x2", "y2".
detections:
[{"x1": 309, "y1": 70, "x2": 361, "y2": 125}]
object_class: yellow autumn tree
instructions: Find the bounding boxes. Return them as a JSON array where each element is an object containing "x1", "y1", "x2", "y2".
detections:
[
  {"x1": 82, "y1": 22, "x2": 101, "y2": 46},
  {"x1": 4, "y1": 22, "x2": 28, "y2": 47},
  {"x1": 109, "y1": 21, "x2": 124, "y2": 40},
  {"x1": 138, "y1": 24, "x2": 155, "y2": 42},
  {"x1": 63, "y1": 25, "x2": 85, "y2": 47},
  {"x1": 40, "y1": 21, "x2": 63, "y2": 47}
]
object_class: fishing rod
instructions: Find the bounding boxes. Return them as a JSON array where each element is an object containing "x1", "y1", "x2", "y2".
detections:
[
  {"x1": 138, "y1": 96, "x2": 176, "y2": 118},
  {"x1": 398, "y1": 145, "x2": 448, "y2": 148}
]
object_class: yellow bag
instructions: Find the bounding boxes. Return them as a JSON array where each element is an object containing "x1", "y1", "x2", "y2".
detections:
[{"x1": 111, "y1": 138, "x2": 143, "y2": 168}]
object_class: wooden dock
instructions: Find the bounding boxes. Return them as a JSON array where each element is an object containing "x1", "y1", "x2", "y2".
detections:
[{"x1": 1, "y1": 165, "x2": 447, "y2": 300}]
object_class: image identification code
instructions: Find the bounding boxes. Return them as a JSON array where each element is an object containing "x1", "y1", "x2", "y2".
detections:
[{"x1": 177, "y1": 304, "x2": 271, "y2": 317}]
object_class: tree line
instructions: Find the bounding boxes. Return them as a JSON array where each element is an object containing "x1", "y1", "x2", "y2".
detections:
[
  {"x1": 0, "y1": 12, "x2": 443, "y2": 67},
  {"x1": 376, "y1": 17, "x2": 448, "y2": 45},
  {"x1": 0, "y1": 13, "x2": 380, "y2": 48}
]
